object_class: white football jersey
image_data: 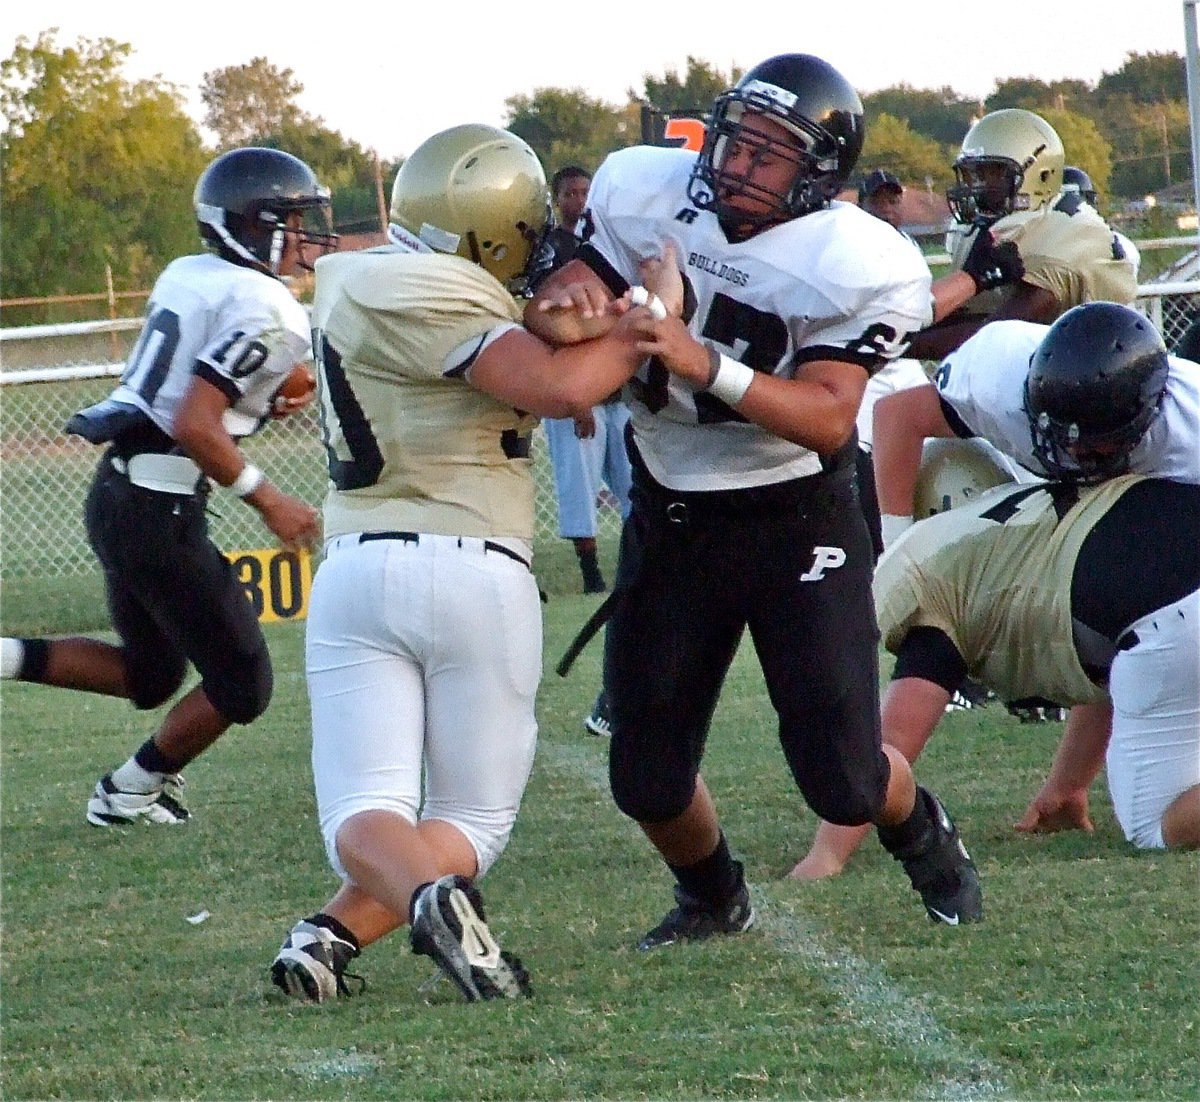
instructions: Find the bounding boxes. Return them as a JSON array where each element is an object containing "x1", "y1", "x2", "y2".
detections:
[
  {"x1": 585, "y1": 145, "x2": 934, "y2": 491},
  {"x1": 104, "y1": 253, "x2": 312, "y2": 439},
  {"x1": 933, "y1": 319, "x2": 1200, "y2": 483}
]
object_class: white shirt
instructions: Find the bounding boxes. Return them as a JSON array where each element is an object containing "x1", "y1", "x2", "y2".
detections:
[
  {"x1": 106, "y1": 253, "x2": 312, "y2": 439},
  {"x1": 585, "y1": 145, "x2": 934, "y2": 491},
  {"x1": 933, "y1": 319, "x2": 1200, "y2": 483}
]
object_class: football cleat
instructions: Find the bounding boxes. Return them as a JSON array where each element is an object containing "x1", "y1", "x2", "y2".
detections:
[
  {"x1": 886, "y1": 789, "x2": 983, "y2": 926},
  {"x1": 270, "y1": 920, "x2": 363, "y2": 1002},
  {"x1": 410, "y1": 875, "x2": 531, "y2": 1002},
  {"x1": 583, "y1": 690, "x2": 611, "y2": 737},
  {"x1": 637, "y1": 880, "x2": 755, "y2": 951},
  {"x1": 86, "y1": 772, "x2": 190, "y2": 827}
]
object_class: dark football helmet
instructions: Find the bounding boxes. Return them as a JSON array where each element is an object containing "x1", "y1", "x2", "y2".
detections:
[
  {"x1": 1024, "y1": 302, "x2": 1169, "y2": 481},
  {"x1": 194, "y1": 147, "x2": 336, "y2": 276},
  {"x1": 1061, "y1": 165, "x2": 1098, "y2": 206},
  {"x1": 688, "y1": 53, "x2": 864, "y2": 228}
]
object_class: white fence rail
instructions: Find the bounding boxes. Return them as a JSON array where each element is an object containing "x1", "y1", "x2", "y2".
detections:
[{"x1": 2, "y1": 280, "x2": 1197, "y2": 581}]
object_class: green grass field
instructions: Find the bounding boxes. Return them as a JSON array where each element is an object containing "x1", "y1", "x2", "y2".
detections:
[{"x1": 1, "y1": 558, "x2": 1197, "y2": 1100}]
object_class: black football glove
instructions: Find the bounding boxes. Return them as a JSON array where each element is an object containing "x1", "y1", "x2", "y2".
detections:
[{"x1": 961, "y1": 228, "x2": 1025, "y2": 292}]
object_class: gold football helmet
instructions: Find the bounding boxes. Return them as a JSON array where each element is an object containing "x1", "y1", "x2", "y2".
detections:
[
  {"x1": 389, "y1": 124, "x2": 551, "y2": 290},
  {"x1": 913, "y1": 438, "x2": 1020, "y2": 519},
  {"x1": 947, "y1": 109, "x2": 1064, "y2": 225}
]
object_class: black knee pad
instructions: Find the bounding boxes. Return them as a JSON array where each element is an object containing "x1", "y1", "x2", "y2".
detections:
[
  {"x1": 202, "y1": 643, "x2": 273, "y2": 725},
  {"x1": 609, "y1": 764, "x2": 693, "y2": 824},
  {"x1": 806, "y1": 777, "x2": 887, "y2": 828},
  {"x1": 128, "y1": 652, "x2": 187, "y2": 710}
]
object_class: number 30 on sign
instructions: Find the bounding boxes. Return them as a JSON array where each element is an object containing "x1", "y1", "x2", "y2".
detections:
[{"x1": 226, "y1": 549, "x2": 312, "y2": 622}]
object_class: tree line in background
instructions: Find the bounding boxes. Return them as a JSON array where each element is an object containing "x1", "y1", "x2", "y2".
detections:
[{"x1": 0, "y1": 30, "x2": 1190, "y2": 301}]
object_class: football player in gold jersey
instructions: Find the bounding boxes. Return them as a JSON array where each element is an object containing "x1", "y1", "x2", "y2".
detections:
[
  {"x1": 269, "y1": 125, "x2": 662, "y2": 1004},
  {"x1": 791, "y1": 474, "x2": 1200, "y2": 880},
  {"x1": 906, "y1": 108, "x2": 1136, "y2": 361}
]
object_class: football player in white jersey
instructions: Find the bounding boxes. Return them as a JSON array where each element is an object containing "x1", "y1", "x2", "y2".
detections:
[
  {"x1": 791, "y1": 473, "x2": 1200, "y2": 880},
  {"x1": 905, "y1": 109, "x2": 1137, "y2": 362},
  {"x1": 2, "y1": 147, "x2": 329, "y2": 826},
  {"x1": 269, "y1": 125, "x2": 654, "y2": 1004},
  {"x1": 527, "y1": 54, "x2": 984, "y2": 943},
  {"x1": 875, "y1": 303, "x2": 1200, "y2": 548}
]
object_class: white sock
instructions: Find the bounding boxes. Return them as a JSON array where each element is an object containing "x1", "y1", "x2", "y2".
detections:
[
  {"x1": 1, "y1": 638, "x2": 24, "y2": 680},
  {"x1": 110, "y1": 757, "x2": 161, "y2": 794}
]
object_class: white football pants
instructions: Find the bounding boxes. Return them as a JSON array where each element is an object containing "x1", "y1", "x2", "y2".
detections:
[
  {"x1": 306, "y1": 533, "x2": 541, "y2": 879},
  {"x1": 1107, "y1": 586, "x2": 1200, "y2": 848}
]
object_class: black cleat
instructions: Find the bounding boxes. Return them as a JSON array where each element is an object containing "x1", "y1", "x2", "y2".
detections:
[
  {"x1": 888, "y1": 789, "x2": 983, "y2": 926},
  {"x1": 637, "y1": 881, "x2": 755, "y2": 951},
  {"x1": 271, "y1": 920, "x2": 363, "y2": 1002},
  {"x1": 583, "y1": 690, "x2": 611, "y2": 737}
]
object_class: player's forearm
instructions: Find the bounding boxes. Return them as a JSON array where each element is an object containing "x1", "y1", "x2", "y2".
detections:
[
  {"x1": 1041, "y1": 702, "x2": 1112, "y2": 793},
  {"x1": 930, "y1": 272, "x2": 979, "y2": 324},
  {"x1": 545, "y1": 334, "x2": 641, "y2": 417},
  {"x1": 523, "y1": 305, "x2": 619, "y2": 346},
  {"x1": 872, "y1": 394, "x2": 930, "y2": 516},
  {"x1": 904, "y1": 313, "x2": 986, "y2": 360}
]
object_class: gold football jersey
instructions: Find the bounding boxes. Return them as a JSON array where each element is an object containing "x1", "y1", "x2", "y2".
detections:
[
  {"x1": 874, "y1": 476, "x2": 1143, "y2": 705},
  {"x1": 950, "y1": 203, "x2": 1137, "y2": 316},
  {"x1": 311, "y1": 247, "x2": 538, "y2": 541}
]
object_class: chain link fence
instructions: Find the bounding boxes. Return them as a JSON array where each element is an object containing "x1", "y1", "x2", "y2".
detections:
[
  {"x1": 0, "y1": 326, "x2": 626, "y2": 585},
  {"x1": 2, "y1": 282, "x2": 1196, "y2": 582}
]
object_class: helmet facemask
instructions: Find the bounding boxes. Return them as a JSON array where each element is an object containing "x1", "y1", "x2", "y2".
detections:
[
  {"x1": 197, "y1": 190, "x2": 335, "y2": 276},
  {"x1": 947, "y1": 157, "x2": 1023, "y2": 225},
  {"x1": 689, "y1": 85, "x2": 843, "y2": 231},
  {"x1": 1025, "y1": 389, "x2": 1160, "y2": 483}
]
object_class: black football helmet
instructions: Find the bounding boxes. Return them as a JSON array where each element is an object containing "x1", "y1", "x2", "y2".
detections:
[
  {"x1": 194, "y1": 147, "x2": 336, "y2": 276},
  {"x1": 688, "y1": 53, "x2": 864, "y2": 228},
  {"x1": 1024, "y1": 303, "x2": 1169, "y2": 481},
  {"x1": 1061, "y1": 165, "x2": 1098, "y2": 206}
]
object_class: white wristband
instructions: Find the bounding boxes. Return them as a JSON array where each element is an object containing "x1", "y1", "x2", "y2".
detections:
[
  {"x1": 880, "y1": 513, "x2": 914, "y2": 550},
  {"x1": 228, "y1": 463, "x2": 265, "y2": 499},
  {"x1": 629, "y1": 285, "x2": 668, "y2": 321},
  {"x1": 706, "y1": 353, "x2": 755, "y2": 406}
]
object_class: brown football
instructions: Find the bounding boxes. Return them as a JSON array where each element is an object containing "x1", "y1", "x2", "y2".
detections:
[{"x1": 277, "y1": 363, "x2": 316, "y2": 401}]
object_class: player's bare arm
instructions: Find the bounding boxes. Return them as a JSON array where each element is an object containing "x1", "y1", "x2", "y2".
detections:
[
  {"x1": 468, "y1": 315, "x2": 647, "y2": 421},
  {"x1": 872, "y1": 385, "x2": 956, "y2": 517},
  {"x1": 1015, "y1": 701, "x2": 1112, "y2": 835},
  {"x1": 174, "y1": 376, "x2": 320, "y2": 551}
]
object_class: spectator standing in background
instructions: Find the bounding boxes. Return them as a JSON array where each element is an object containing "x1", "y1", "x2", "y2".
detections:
[{"x1": 537, "y1": 166, "x2": 633, "y2": 594}]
